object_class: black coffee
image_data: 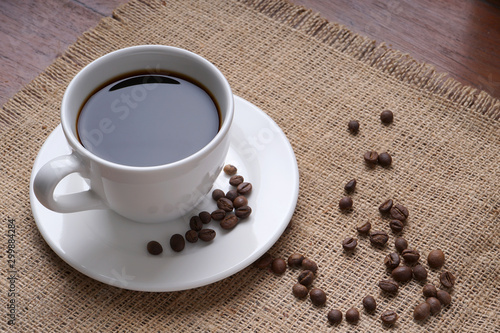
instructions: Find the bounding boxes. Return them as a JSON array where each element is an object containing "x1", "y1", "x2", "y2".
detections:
[{"x1": 77, "y1": 72, "x2": 220, "y2": 167}]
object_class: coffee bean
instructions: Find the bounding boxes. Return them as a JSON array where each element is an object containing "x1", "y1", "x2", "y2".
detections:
[
  {"x1": 225, "y1": 189, "x2": 238, "y2": 201},
  {"x1": 427, "y1": 249, "x2": 445, "y2": 268},
  {"x1": 223, "y1": 164, "x2": 237, "y2": 175},
  {"x1": 147, "y1": 241, "x2": 163, "y2": 255},
  {"x1": 362, "y1": 295, "x2": 377, "y2": 313},
  {"x1": 439, "y1": 271, "x2": 456, "y2": 288},
  {"x1": 422, "y1": 284, "x2": 438, "y2": 298},
  {"x1": 384, "y1": 252, "x2": 400, "y2": 270},
  {"x1": 237, "y1": 182, "x2": 252, "y2": 195},
  {"x1": 339, "y1": 196, "x2": 353, "y2": 210},
  {"x1": 342, "y1": 237, "x2": 357, "y2": 251},
  {"x1": 217, "y1": 197, "x2": 234, "y2": 212},
  {"x1": 392, "y1": 266, "x2": 413, "y2": 282},
  {"x1": 378, "y1": 152, "x2": 392, "y2": 167},
  {"x1": 233, "y1": 195, "x2": 248, "y2": 208},
  {"x1": 254, "y1": 252, "x2": 273, "y2": 269},
  {"x1": 426, "y1": 297, "x2": 441, "y2": 315},
  {"x1": 292, "y1": 283, "x2": 309, "y2": 299},
  {"x1": 348, "y1": 120, "x2": 359, "y2": 134},
  {"x1": 301, "y1": 258, "x2": 318, "y2": 273},
  {"x1": 220, "y1": 214, "x2": 239, "y2": 229},
  {"x1": 310, "y1": 288, "x2": 327, "y2": 306},
  {"x1": 436, "y1": 290, "x2": 452, "y2": 306},
  {"x1": 390, "y1": 204, "x2": 409, "y2": 221},
  {"x1": 401, "y1": 248, "x2": 420, "y2": 264},
  {"x1": 370, "y1": 230, "x2": 389, "y2": 247},
  {"x1": 189, "y1": 216, "x2": 203, "y2": 231},
  {"x1": 379, "y1": 199, "x2": 393, "y2": 214},
  {"x1": 229, "y1": 175, "x2": 244, "y2": 186},
  {"x1": 380, "y1": 110, "x2": 394, "y2": 124},
  {"x1": 170, "y1": 234, "x2": 185, "y2": 252},
  {"x1": 414, "y1": 302, "x2": 431, "y2": 321},
  {"x1": 235, "y1": 205, "x2": 252, "y2": 219},
  {"x1": 345, "y1": 308, "x2": 360, "y2": 324},
  {"x1": 211, "y1": 209, "x2": 226, "y2": 221},
  {"x1": 389, "y1": 219, "x2": 404, "y2": 233},
  {"x1": 288, "y1": 253, "x2": 305, "y2": 267},
  {"x1": 412, "y1": 264, "x2": 428, "y2": 281},
  {"x1": 271, "y1": 258, "x2": 287, "y2": 274},
  {"x1": 212, "y1": 189, "x2": 225, "y2": 201},
  {"x1": 298, "y1": 270, "x2": 315, "y2": 286},
  {"x1": 380, "y1": 310, "x2": 398, "y2": 325},
  {"x1": 198, "y1": 228, "x2": 216, "y2": 242},
  {"x1": 185, "y1": 230, "x2": 198, "y2": 243},
  {"x1": 364, "y1": 151, "x2": 379, "y2": 166},
  {"x1": 378, "y1": 279, "x2": 399, "y2": 293},
  {"x1": 327, "y1": 309, "x2": 342, "y2": 325},
  {"x1": 394, "y1": 237, "x2": 408, "y2": 253},
  {"x1": 344, "y1": 179, "x2": 357, "y2": 193},
  {"x1": 356, "y1": 221, "x2": 371, "y2": 235},
  {"x1": 199, "y1": 211, "x2": 211, "y2": 224}
]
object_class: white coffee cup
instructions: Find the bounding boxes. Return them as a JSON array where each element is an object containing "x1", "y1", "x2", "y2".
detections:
[{"x1": 33, "y1": 45, "x2": 234, "y2": 223}]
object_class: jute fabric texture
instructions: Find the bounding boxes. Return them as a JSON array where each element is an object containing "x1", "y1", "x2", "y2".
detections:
[{"x1": 0, "y1": 0, "x2": 498, "y2": 331}]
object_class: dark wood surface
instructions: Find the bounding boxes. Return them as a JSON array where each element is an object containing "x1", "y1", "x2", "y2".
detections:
[{"x1": 1, "y1": 0, "x2": 499, "y2": 107}]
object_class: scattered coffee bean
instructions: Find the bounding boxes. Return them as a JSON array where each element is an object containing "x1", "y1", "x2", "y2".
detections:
[
  {"x1": 229, "y1": 175, "x2": 244, "y2": 186},
  {"x1": 364, "y1": 151, "x2": 379, "y2": 166},
  {"x1": 390, "y1": 204, "x2": 409, "y2": 221},
  {"x1": 310, "y1": 288, "x2": 327, "y2": 306},
  {"x1": 356, "y1": 222, "x2": 371, "y2": 235},
  {"x1": 378, "y1": 152, "x2": 392, "y2": 167},
  {"x1": 271, "y1": 258, "x2": 287, "y2": 274},
  {"x1": 436, "y1": 290, "x2": 452, "y2": 306},
  {"x1": 389, "y1": 219, "x2": 404, "y2": 233},
  {"x1": 401, "y1": 248, "x2": 420, "y2": 264},
  {"x1": 237, "y1": 182, "x2": 252, "y2": 195},
  {"x1": 225, "y1": 189, "x2": 238, "y2": 201},
  {"x1": 379, "y1": 199, "x2": 393, "y2": 214},
  {"x1": 254, "y1": 252, "x2": 273, "y2": 269},
  {"x1": 362, "y1": 295, "x2": 377, "y2": 313},
  {"x1": 298, "y1": 270, "x2": 315, "y2": 286},
  {"x1": 212, "y1": 189, "x2": 225, "y2": 201},
  {"x1": 342, "y1": 237, "x2": 357, "y2": 251},
  {"x1": 327, "y1": 309, "x2": 343, "y2": 325},
  {"x1": 292, "y1": 283, "x2": 309, "y2": 299},
  {"x1": 233, "y1": 195, "x2": 248, "y2": 208},
  {"x1": 412, "y1": 264, "x2": 428, "y2": 281},
  {"x1": 211, "y1": 209, "x2": 226, "y2": 221},
  {"x1": 348, "y1": 120, "x2": 359, "y2": 134},
  {"x1": 339, "y1": 196, "x2": 353, "y2": 210},
  {"x1": 439, "y1": 271, "x2": 456, "y2": 288},
  {"x1": 189, "y1": 216, "x2": 203, "y2": 231},
  {"x1": 185, "y1": 230, "x2": 199, "y2": 243},
  {"x1": 378, "y1": 279, "x2": 399, "y2": 293},
  {"x1": 392, "y1": 266, "x2": 413, "y2": 282},
  {"x1": 147, "y1": 240, "x2": 163, "y2": 255},
  {"x1": 198, "y1": 228, "x2": 216, "y2": 242},
  {"x1": 235, "y1": 205, "x2": 252, "y2": 219},
  {"x1": 170, "y1": 234, "x2": 185, "y2": 252},
  {"x1": 223, "y1": 164, "x2": 237, "y2": 175},
  {"x1": 199, "y1": 211, "x2": 211, "y2": 224},
  {"x1": 380, "y1": 310, "x2": 398, "y2": 325},
  {"x1": 370, "y1": 230, "x2": 389, "y2": 247},
  {"x1": 345, "y1": 308, "x2": 360, "y2": 324},
  {"x1": 384, "y1": 252, "x2": 400, "y2": 270},
  {"x1": 422, "y1": 284, "x2": 438, "y2": 298},
  {"x1": 380, "y1": 110, "x2": 394, "y2": 124},
  {"x1": 426, "y1": 297, "x2": 441, "y2": 315},
  {"x1": 288, "y1": 253, "x2": 305, "y2": 268},
  {"x1": 217, "y1": 197, "x2": 234, "y2": 212},
  {"x1": 427, "y1": 249, "x2": 445, "y2": 268},
  {"x1": 344, "y1": 179, "x2": 357, "y2": 193},
  {"x1": 301, "y1": 258, "x2": 318, "y2": 273},
  {"x1": 413, "y1": 302, "x2": 431, "y2": 321},
  {"x1": 220, "y1": 214, "x2": 239, "y2": 229},
  {"x1": 394, "y1": 237, "x2": 408, "y2": 253}
]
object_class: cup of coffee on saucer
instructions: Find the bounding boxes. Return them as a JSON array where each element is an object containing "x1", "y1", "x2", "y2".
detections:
[{"x1": 33, "y1": 45, "x2": 234, "y2": 223}]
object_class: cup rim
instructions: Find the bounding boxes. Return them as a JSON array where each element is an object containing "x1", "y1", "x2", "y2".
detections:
[{"x1": 61, "y1": 45, "x2": 234, "y2": 171}]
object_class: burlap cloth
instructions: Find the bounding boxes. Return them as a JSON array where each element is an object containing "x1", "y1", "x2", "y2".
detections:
[{"x1": 1, "y1": 0, "x2": 499, "y2": 331}]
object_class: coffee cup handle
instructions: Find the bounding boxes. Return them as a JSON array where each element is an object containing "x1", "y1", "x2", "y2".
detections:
[{"x1": 33, "y1": 153, "x2": 105, "y2": 213}]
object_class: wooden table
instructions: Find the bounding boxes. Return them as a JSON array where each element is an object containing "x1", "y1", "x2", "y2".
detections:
[{"x1": 1, "y1": 0, "x2": 499, "y2": 107}]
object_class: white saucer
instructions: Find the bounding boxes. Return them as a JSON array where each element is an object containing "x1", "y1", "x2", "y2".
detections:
[{"x1": 29, "y1": 95, "x2": 299, "y2": 292}]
